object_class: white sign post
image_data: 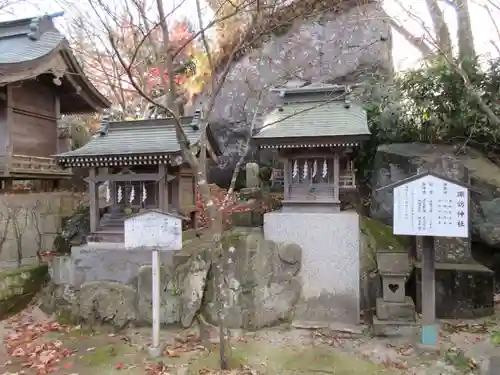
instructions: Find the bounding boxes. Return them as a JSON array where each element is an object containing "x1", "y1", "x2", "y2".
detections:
[
  {"x1": 380, "y1": 172, "x2": 470, "y2": 348},
  {"x1": 124, "y1": 210, "x2": 183, "y2": 357}
]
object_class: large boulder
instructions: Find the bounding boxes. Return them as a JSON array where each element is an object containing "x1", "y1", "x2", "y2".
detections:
[
  {"x1": 371, "y1": 143, "x2": 500, "y2": 248},
  {"x1": 78, "y1": 281, "x2": 137, "y2": 328},
  {"x1": 177, "y1": 250, "x2": 211, "y2": 328},
  {"x1": 47, "y1": 228, "x2": 302, "y2": 330},
  {"x1": 197, "y1": 2, "x2": 392, "y2": 185},
  {"x1": 202, "y1": 229, "x2": 302, "y2": 330},
  {"x1": 137, "y1": 265, "x2": 180, "y2": 324}
]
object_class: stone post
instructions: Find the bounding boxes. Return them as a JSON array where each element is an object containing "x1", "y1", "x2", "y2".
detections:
[
  {"x1": 372, "y1": 251, "x2": 417, "y2": 337},
  {"x1": 245, "y1": 162, "x2": 260, "y2": 189},
  {"x1": 233, "y1": 162, "x2": 263, "y2": 227}
]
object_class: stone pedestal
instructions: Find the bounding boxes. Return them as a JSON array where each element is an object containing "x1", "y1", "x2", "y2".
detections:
[
  {"x1": 373, "y1": 252, "x2": 418, "y2": 337},
  {"x1": 415, "y1": 236, "x2": 495, "y2": 319},
  {"x1": 264, "y1": 212, "x2": 360, "y2": 324},
  {"x1": 414, "y1": 261, "x2": 494, "y2": 319}
]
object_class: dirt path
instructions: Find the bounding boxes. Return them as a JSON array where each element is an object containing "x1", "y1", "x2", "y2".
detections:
[{"x1": 0, "y1": 306, "x2": 498, "y2": 375}]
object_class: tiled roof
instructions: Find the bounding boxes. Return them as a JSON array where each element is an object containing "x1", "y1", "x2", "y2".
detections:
[
  {"x1": 0, "y1": 14, "x2": 111, "y2": 112},
  {"x1": 253, "y1": 101, "x2": 370, "y2": 139},
  {"x1": 55, "y1": 118, "x2": 213, "y2": 158},
  {"x1": 0, "y1": 15, "x2": 63, "y2": 64}
]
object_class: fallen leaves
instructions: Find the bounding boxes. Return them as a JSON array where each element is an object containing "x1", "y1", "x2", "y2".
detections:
[
  {"x1": 198, "y1": 366, "x2": 262, "y2": 375},
  {"x1": 144, "y1": 361, "x2": 175, "y2": 375},
  {"x1": 164, "y1": 330, "x2": 206, "y2": 357},
  {"x1": 2, "y1": 311, "x2": 73, "y2": 375}
]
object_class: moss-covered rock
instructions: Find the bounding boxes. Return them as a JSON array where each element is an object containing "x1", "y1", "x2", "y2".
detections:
[
  {"x1": 370, "y1": 142, "x2": 500, "y2": 249},
  {"x1": 0, "y1": 264, "x2": 49, "y2": 318},
  {"x1": 359, "y1": 216, "x2": 408, "y2": 318},
  {"x1": 360, "y1": 216, "x2": 408, "y2": 275}
]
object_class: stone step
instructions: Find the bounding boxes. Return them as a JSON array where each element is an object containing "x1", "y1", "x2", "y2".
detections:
[
  {"x1": 376, "y1": 297, "x2": 416, "y2": 321},
  {"x1": 92, "y1": 230, "x2": 124, "y2": 243},
  {"x1": 100, "y1": 219, "x2": 126, "y2": 226},
  {"x1": 372, "y1": 317, "x2": 419, "y2": 337},
  {"x1": 101, "y1": 214, "x2": 127, "y2": 221}
]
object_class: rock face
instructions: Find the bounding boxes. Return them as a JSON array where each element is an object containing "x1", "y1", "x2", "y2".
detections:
[
  {"x1": 78, "y1": 281, "x2": 137, "y2": 328},
  {"x1": 137, "y1": 265, "x2": 180, "y2": 324},
  {"x1": 46, "y1": 228, "x2": 302, "y2": 329},
  {"x1": 200, "y1": 2, "x2": 392, "y2": 185},
  {"x1": 371, "y1": 143, "x2": 500, "y2": 249},
  {"x1": 177, "y1": 251, "x2": 211, "y2": 328},
  {"x1": 202, "y1": 230, "x2": 302, "y2": 329}
]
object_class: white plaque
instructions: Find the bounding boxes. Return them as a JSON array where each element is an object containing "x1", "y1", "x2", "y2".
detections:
[
  {"x1": 392, "y1": 175, "x2": 469, "y2": 238},
  {"x1": 124, "y1": 210, "x2": 182, "y2": 250}
]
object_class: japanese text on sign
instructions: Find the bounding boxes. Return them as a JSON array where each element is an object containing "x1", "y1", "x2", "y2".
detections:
[
  {"x1": 392, "y1": 175, "x2": 469, "y2": 238},
  {"x1": 124, "y1": 211, "x2": 182, "y2": 250}
]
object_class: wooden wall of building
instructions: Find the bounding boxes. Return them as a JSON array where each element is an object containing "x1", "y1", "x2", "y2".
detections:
[{"x1": 10, "y1": 80, "x2": 57, "y2": 157}]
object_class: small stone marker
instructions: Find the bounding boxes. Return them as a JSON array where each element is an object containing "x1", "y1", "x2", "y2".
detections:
[
  {"x1": 124, "y1": 210, "x2": 184, "y2": 357},
  {"x1": 245, "y1": 162, "x2": 260, "y2": 189},
  {"x1": 379, "y1": 172, "x2": 471, "y2": 347}
]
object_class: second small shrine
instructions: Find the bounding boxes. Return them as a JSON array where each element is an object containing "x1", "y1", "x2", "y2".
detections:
[
  {"x1": 54, "y1": 114, "x2": 221, "y2": 241},
  {"x1": 253, "y1": 83, "x2": 370, "y2": 212}
]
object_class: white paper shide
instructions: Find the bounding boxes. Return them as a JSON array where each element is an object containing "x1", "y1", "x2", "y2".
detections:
[
  {"x1": 124, "y1": 210, "x2": 182, "y2": 250},
  {"x1": 392, "y1": 175, "x2": 469, "y2": 238}
]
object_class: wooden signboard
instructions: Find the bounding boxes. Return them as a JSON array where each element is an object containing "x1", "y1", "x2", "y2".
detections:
[{"x1": 124, "y1": 209, "x2": 182, "y2": 250}]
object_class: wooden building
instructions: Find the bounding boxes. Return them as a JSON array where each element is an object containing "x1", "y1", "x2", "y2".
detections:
[
  {"x1": 253, "y1": 84, "x2": 370, "y2": 212},
  {"x1": 54, "y1": 115, "x2": 221, "y2": 242},
  {"x1": 0, "y1": 14, "x2": 110, "y2": 187}
]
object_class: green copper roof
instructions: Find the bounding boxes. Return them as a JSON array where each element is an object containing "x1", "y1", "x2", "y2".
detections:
[
  {"x1": 253, "y1": 101, "x2": 370, "y2": 139},
  {"x1": 55, "y1": 118, "x2": 215, "y2": 158}
]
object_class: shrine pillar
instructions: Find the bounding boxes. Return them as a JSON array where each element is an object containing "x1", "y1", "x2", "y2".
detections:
[{"x1": 88, "y1": 167, "x2": 100, "y2": 232}]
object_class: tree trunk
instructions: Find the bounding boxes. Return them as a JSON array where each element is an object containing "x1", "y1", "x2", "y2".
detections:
[
  {"x1": 425, "y1": 0, "x2": 453, "y2": 58},
  {"x1": 455, "y1": 0, "x2": 476, "y2": 73}
]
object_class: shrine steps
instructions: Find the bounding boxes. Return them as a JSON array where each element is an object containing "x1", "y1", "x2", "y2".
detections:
[
  {"x1": 100, "y1": 212, "x2": 127, "y2": 228},
  {"x1": 92, "y1": 230, "x2": 124, "y2": 243}
]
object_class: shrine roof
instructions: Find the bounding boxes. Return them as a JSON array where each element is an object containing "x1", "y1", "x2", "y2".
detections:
[
  {"x1": 0, "y1": 13, "x2": 110, "y2": 113},
  {"x1": 253, "y1": 101, "x2": 370, "y2": 146},
  {"x1": 54, "y1": 117, "x2": 221, "y2": 167}
]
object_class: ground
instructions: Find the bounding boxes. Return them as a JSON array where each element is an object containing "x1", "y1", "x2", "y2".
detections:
[{"x1": 0, "y1": 302, "x2": 498, "y2": 375}]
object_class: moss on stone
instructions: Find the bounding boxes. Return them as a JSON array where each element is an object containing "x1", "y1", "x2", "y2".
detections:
[
  {"x1": 0, "y1": 263, "x2": 48, "y2": 281},
  {"x1": 0, "y1": 293, "x2": 35, "y2": 320},
  {"x1": 0, "y1": 264, "x2": 48, "y2": 319},
  {"x1": 360, "y1": 216, "x2": 408, "y2": 253},
  {"x1": 221, "y1": 230, "x2": 244, "y2": 249}
]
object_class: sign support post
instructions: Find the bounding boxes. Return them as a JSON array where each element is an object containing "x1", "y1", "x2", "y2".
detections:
[
  {"x1": 124, "y1": 209, "x2": 185, "y2": 358},
  {"x1": 150, "y1": 248, "x2": 161, "y2": 357},
  {"x1": 421, "y1": 235, "x2": 437, "y2": 345}
]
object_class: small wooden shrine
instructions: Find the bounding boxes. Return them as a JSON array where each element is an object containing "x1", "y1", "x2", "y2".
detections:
[
  {"x1": 253, "y1": 83, "x2": 370, "y2": 212},
  {"x1": 0, "y1": 14, "x2": 110, "y2": 188},
  {"x1": 54, "y1": 114, "x2": 221, "y2": 241}
]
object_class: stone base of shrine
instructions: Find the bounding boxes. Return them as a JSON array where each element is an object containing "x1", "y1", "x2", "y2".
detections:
[
  {"x1": 413, "y1": 261, "x2": 495, "y2": 319},
  {"x1": 49, "y1": 243, "x2": 175, "y2": 288},
  {"x1": 263, "y1": 211, "x2": 360, "y2": 324}
]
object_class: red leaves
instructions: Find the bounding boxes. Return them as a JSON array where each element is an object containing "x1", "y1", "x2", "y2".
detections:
[
  {"x1": 195, "y1": 184, "x2": 251, "y2": 228},
  {"x1": 3, "y1": 311, "x2": 72, "y2": 375}
]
